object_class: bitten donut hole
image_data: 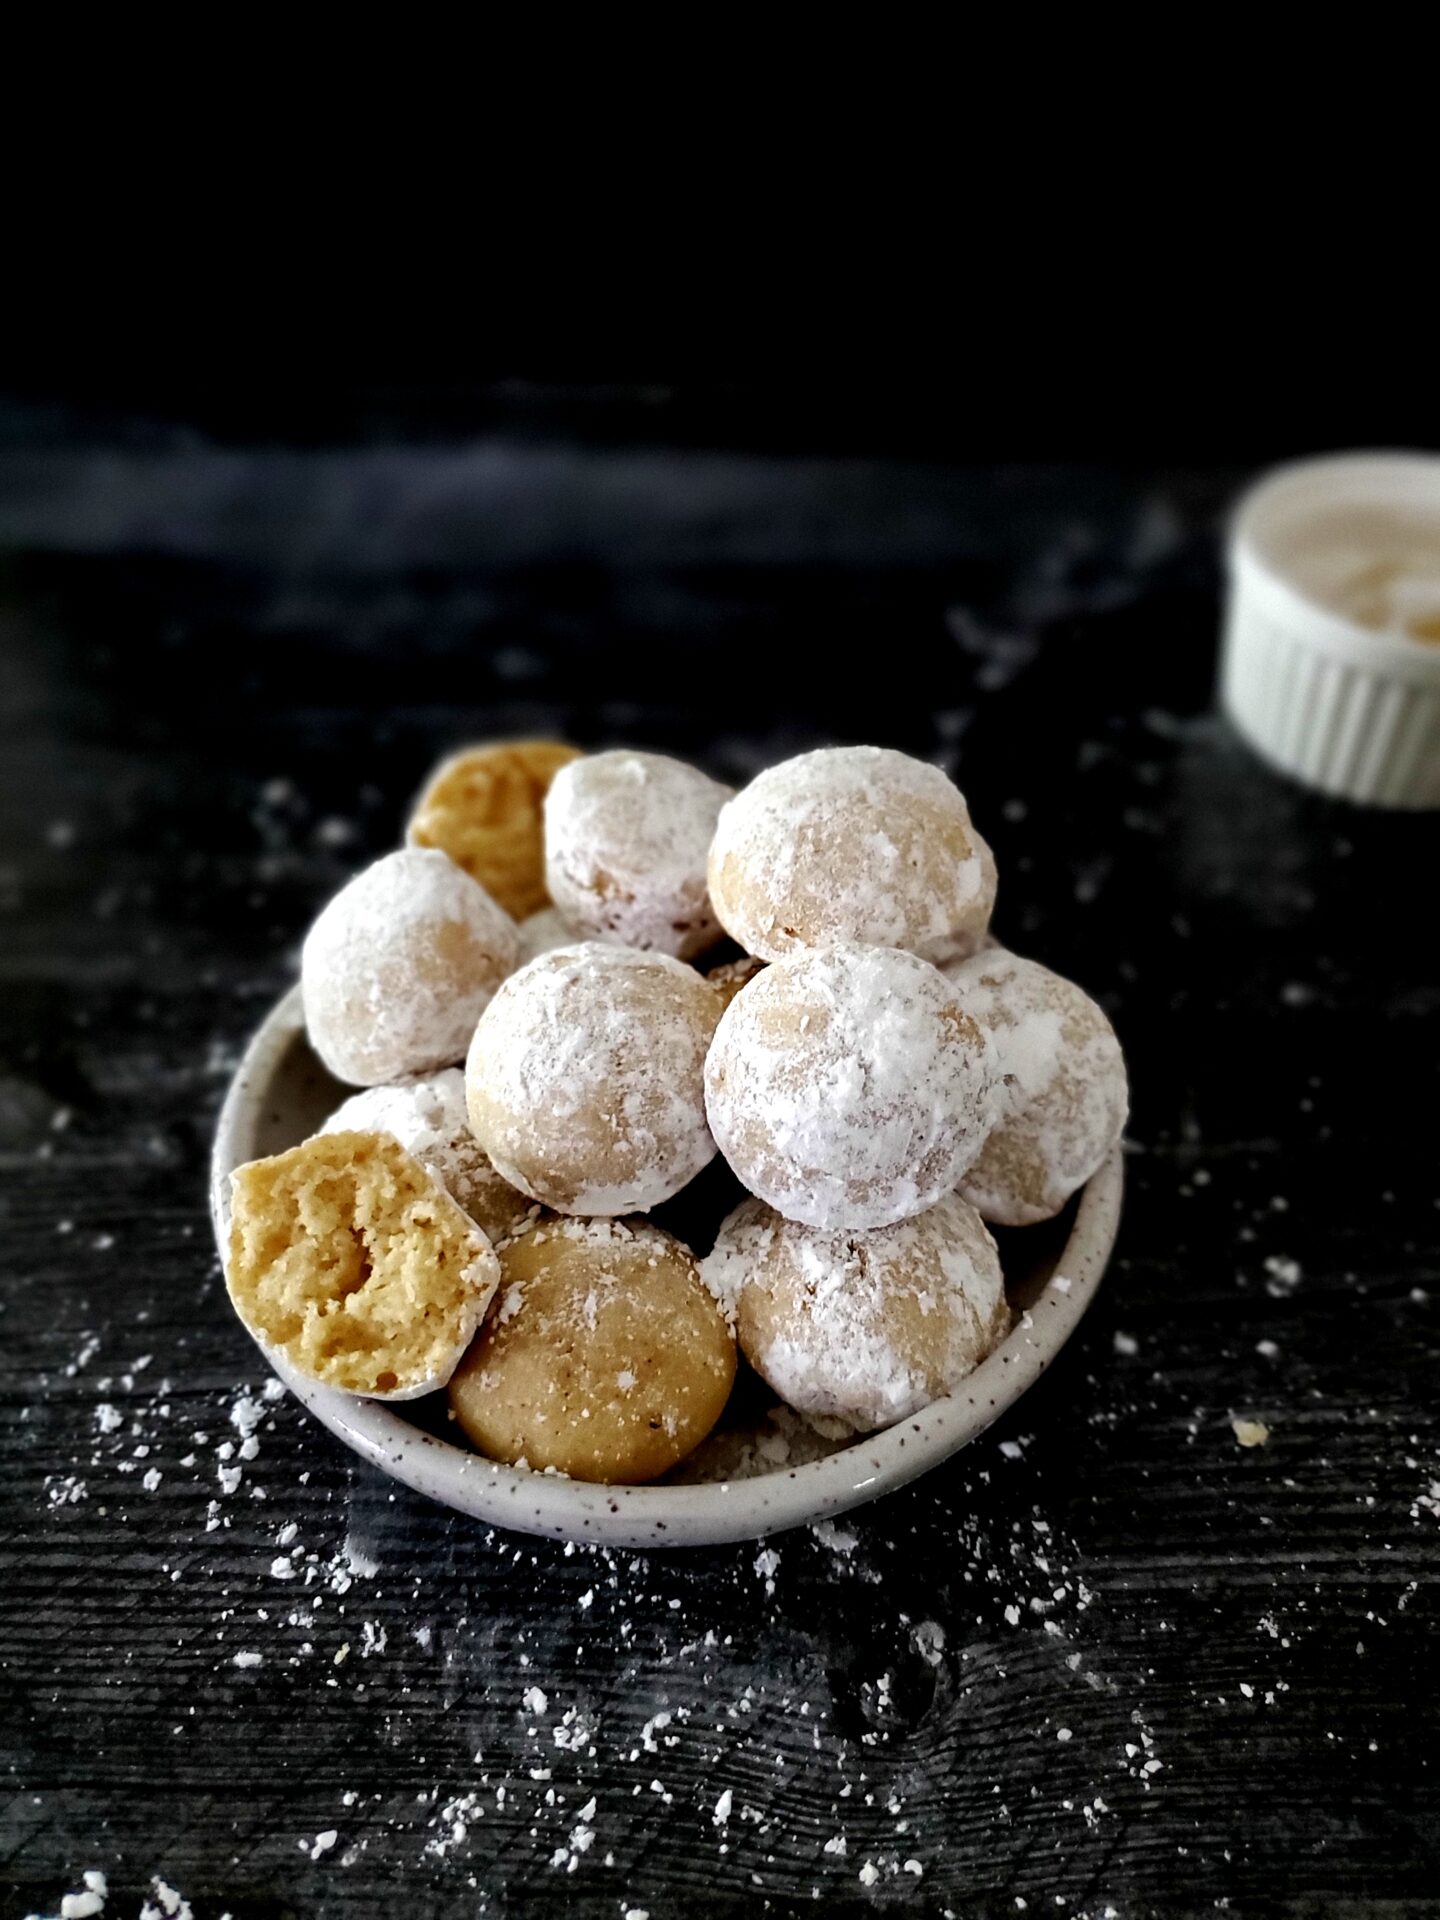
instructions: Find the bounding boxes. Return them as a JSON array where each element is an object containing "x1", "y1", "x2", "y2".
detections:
[
  {"x1": 226, "y1": 1131, "x2": 499, "y2": 1398},
  {"x1": 317, "y1": 1069, "x2": 537, "y2": 1247}
]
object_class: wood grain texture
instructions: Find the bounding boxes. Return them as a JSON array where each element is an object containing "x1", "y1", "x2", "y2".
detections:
[{"x1": 1, "y1": 422, "x2": 1438, "y2": 1918}]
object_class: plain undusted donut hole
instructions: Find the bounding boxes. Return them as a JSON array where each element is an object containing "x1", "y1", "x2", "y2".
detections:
[
  {"x1": 408, "y1": 739, "x2": 581, "y2": 921},
  {"x1": 544, "y1": 750, "x2": 732, "y2": 959},
  {"x1": 466, "y1": 943, "x2": 721, "y2": 1215},
  {"x1": 226, "y1": 1131, "x2": 499, "y2": 1399},
  {"x1": 704, "y1": 942, "x2": 996, "y2": 1232},
  {"x1": 302, "y1": 848, "x2": 519, "y2": 1086},
  {"x1": 944, "y1": 949, "x2": 1129, "y2": 1226},
  {"x1": 317, "y1": 1070, "x2": 537, "y2": 1247},
  {"x1": 702, "y1": 1191, "x2": 1009, "y2": 1432},
  {"x1": 708, "y1": 744, "x2": 997, "y2": 964},
  {"x1": 448, "y1": 1216, "x2": 736, "y2": 1483}
]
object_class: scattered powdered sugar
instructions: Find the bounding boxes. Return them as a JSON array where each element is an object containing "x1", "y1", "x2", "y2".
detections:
[
  {"x1": 32, "y1": 1285, "x2": 1350, "y2": 1913},
  {"x1": 708, "y1": 745, "x2": 994, "y2": 964},
  {"x1": 1264, "y1": 1254, "x2": 1302, "y2": 1296},
  {"x1": 705, "y1": 943, "x2": 996, "y2": 1232},
  {"x1": 339, "y1": 1533, "x2": 381, "y2": 1583},
  {"x1": 139, "y1": 1878, "x2": 193, "y2": 1920},
  {"x1": 544, "y1": 751, "x2": 731, "y2": 959},
  {"x1": 913, "y1": 1620, "x2": 946, "y2": 1667},
  {"x1": 30, "y1": 1869, "x2": 109, "y2": 1920},
  {"x1": 811, "y1": 1518, "x2": 860, "y2": 1556}
]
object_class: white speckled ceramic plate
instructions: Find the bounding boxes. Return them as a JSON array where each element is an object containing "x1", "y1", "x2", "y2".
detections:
[{"x1": 210, "y1": 985, "x2": 1122, "y2": 1549}]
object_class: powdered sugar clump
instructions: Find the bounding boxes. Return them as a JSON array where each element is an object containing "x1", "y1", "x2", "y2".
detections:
[
  {"x1": 705, "y1": 943, "x2": 996, "y2": 1231},
  {"x1": 708, "y1": 745, "x2": 995, "y2": 964},
  {"x1": 545, "y1": 751, "x2": 732, "y2": 959}
]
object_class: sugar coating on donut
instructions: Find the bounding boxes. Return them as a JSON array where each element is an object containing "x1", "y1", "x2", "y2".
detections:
[
  {"x1": 944, "y1": 949, "x2": 1128, "y2": 1226},
  {"x1": 317, "y1": 1070, "x2": 536, "y2": 1246},
  {"x1": 302, "y1": 848, "x2": 519, "y2": 1086},
  {"x1": 708, "y1": 745, "x2": 996, "y2": 964},
  {"x1": 706, "y1": 954, "x2": 767, "y2": 1010},
  {"x1": 225, "y1": 1131, "x2": 500, "y2": 1399},
  {"x1": 448, "y1": 1215, "x2": 735, "y2": 1483},
  {"x1": 516, "y1": 904, "x2": 582, "y2": 964},
  {"x1": 545, "y1": 750, "x2": 732, "y2": 959},
  {"x1": 701, "y1": 1191, "x2": 1009, "y2": 1432},
  {"x1": 704, "y1": 942, "x2": 996, "y2": 1231},
  {"x1": 466, "y1": 943, "x2": 721, "y2": 1215},
  {"x1": 408, "y1": 739, "x2": 581, "y2": 920}
]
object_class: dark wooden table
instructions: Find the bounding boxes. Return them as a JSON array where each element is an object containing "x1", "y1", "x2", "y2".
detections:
[{"x1": 2, "y1": 416, "x2": 1436, "y2": 1918}]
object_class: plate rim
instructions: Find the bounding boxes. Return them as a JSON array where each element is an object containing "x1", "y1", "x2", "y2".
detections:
[{"x1": 210, "y1": 982, "x2": 1123, "y2": 1549}]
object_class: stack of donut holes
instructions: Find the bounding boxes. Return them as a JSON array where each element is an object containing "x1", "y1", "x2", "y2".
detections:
[{"x1": 224, "y1": 740, "x2": 1128, "y2": 1485}]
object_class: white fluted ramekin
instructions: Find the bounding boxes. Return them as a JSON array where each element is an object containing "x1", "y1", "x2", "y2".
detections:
[{"x1": 1221, "y1": 452, "x2": 1440, "y2": 808}]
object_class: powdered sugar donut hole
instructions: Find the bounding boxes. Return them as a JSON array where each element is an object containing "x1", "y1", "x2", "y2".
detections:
[
  {"x1": 302, "y1": 849, "x2": 519, "y2": 1086},
  {"x1": 544, "y1": 750, "x2": 732, "y2": 959},
  {"x1": 944, "y1": 949, "x2": 1128, "y2": 1226},
  {"x1": 701, "y1": 1191, "x2": 1009, "y2": 1432},
  {"x1": 466, "y1": 944, "x2": 721, "y2": 1215},
  {"x1": 448, "y1": 1215, "x2": 735, "y2": 1482},
  {"x1": 708, "y1": 745, "x2": 997, "y2": 964},
  {"x1": 317, "y1": 1069, "x2": 536, "y2": 1246},
  {"x1": 516, "y1": 904, "x2": 581, "y2": 964},
  {"x1": 704, "y1": 942, "x2": 996, "y2": 1232}
]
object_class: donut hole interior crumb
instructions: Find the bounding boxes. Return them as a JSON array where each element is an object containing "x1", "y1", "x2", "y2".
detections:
[{"x1": 227, "y1": 1131, "x2": 484, "y2": 1394}]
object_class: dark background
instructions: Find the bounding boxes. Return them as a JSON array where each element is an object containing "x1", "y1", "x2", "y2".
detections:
[{"x1": 1, "y1": 378, "x2": 1437, "y2": 1918}]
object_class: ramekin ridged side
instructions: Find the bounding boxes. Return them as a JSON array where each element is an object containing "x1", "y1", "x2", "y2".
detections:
[{"x1": 1221, "y1": 453, "x2": 1440, "y2": 809}]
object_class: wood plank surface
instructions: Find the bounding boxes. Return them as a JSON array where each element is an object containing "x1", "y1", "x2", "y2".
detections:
[{"x1": 1, "y1": 416, "x2": 1436, "y2": 1917}]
